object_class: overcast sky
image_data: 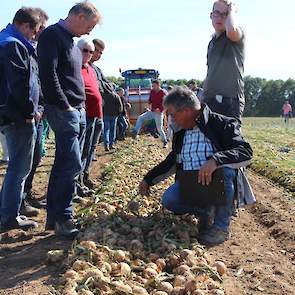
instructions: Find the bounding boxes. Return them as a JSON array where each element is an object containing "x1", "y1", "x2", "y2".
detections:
[{"x1": 0, "y1": 0, "x2": 294, "y2": 80}]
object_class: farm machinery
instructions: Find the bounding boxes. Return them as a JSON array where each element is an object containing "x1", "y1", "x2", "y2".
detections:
[{"x1": 121, "y1": 68, "x2": 159, "y2": 124}]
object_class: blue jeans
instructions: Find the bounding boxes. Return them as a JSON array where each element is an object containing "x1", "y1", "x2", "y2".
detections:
[
  {"x1": 162, "y1": 168, "x2": 236, "y2": 231},
  {"x1": 45, "y1": 105, "x2": 86, "y2": 223},
  {"x1": 117, "y1": 114, "x2": 128, "y2": 139},
  {"x1": 82, "y1": 117, "x2": 103, "y2": 173},
  {"x1": 0, "y1": 123, "x2": 36, "y2": 222},
  {"x1": 103, "y1": 116, "x2": 117, "y2": 147},
  {"x1": 24, "y1": 119, "x2": 43, "y2": 195},
  {"x1": 134, "y1": 111, "x2": 167, "y2": 143}
]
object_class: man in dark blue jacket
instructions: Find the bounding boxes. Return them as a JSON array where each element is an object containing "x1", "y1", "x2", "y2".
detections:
[
  {"x1": 21, "y1": 8, "x2": 49, "y2": 215},
  {"x1": 37, "y1": 1, "x2": 101, "y2": 238},
  {"x1": 0, "y1": 7, "x2": 42, "y2": 231},
  {"x1": 139, "y1": 86, "x2": 253, "y2": 246}
]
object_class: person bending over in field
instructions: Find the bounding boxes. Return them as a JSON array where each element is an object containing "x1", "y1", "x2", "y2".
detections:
[
  {"x1": 132, "y1": 80, "x2": 168, "y2": 148},
  {"x1": 138, "y1": 87, "x2": 254, "y2": 246}
]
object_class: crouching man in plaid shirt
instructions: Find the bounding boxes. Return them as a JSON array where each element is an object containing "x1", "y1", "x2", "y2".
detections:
[{"x1": 138, "y1": 86, "x2": 253, "y2": 246}]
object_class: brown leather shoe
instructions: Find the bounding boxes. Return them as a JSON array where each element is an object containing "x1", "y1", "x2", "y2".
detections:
[
  {"x1": 54, "y1": 220, "x2": 79, "y2": 238},
  {"x1": 20, "y1": 200, "x2": 40, "y2": 217},
  {"x1": 0, "y1": 216, "x2": 38, "y2": 232}
]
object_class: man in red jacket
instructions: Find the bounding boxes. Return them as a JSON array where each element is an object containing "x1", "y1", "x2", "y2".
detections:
[
  {"x1": 78, "y1": 38, "x2": 103, "y2": 192},
  {"x1": 132, "y1": 80, "x2": 168, "y2": 148}
]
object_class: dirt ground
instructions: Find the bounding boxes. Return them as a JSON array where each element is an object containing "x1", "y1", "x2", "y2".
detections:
[
  {"x1": 0, "y1": 140, "x2": 112, "y2": 295},
  {"x1": 0, "y1": 138, "x2": 294, "y2": 295}
]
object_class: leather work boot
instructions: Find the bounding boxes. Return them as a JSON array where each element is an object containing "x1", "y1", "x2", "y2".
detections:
[
  {"x1": 0, "y1": 216, "x2": 38, "y2": 232},
  {"x1": 198, "y1": 226, "x2": 229, "y2": 246},
  {"x1": 27, "y1": 197, "x2": 47, "y2": 209},
  {"x1": 197, "y1": 217, "x2": 212, "y2": 234},
  {"x1": 25, "y1": 191, "x2": 47, "y2": 209},
  {"x1": 83, "y1": 173, "x2": 96, "y2": 190},
  {"x1": 131, "y1": 129, "x2": 138, "y2": 140},
  {"x1": 20, "y1": 200, "x2": 40, "y2": 217},
  {"x1": 72, "y1": 195, "x2": 85, "y2": 204},
  {"x1": 54, "y1": 219, "x2": 79, "y2": 238}
]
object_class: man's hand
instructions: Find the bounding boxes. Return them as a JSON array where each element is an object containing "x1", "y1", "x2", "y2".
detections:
[
  {"x1": 198, "y1": 159, "x2": 217, "y2": 186},
  {"x1": 154, "y1": 108, "x2": 161, "y2": 114},
  {"x1": 35, "y1": 112, "x2": 42, "y2": 122},
  {"x1": 227, "y1": 2, "x2": 238, "y2": 15},
  {"x1": 225, "y1": 1, "x2": 241, "y2": 42},
  {"x1": 139, "y1": 180, "x2": 150, "y2": 196},
  {"x1": 65, "y1": 106, "x2": 75, "y2": 112},
  {"x1": 25, "y1": 118, "x2": 35, "y2": 124}
]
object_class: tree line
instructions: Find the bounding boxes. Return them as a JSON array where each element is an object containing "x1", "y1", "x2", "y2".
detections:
[{"x1": 107, "y1": 75, "x2": 295, "y2": 117}]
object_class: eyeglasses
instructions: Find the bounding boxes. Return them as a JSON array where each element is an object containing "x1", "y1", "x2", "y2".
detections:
[
  {"x1": 82, "y1": 48, "x2": 94, "y2": 54},
  {"x1": 212, "y1": 10, "x2": 228, "y2": 19}
]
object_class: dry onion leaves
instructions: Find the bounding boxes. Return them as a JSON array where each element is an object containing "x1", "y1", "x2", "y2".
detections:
[{"x1": 61, "y1": 137, "x2": 226, "y2": 294}]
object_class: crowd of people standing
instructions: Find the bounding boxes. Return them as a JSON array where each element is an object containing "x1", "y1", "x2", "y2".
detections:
[
  {"x1": 0, "y1": 1, "x2": 143, "y2": 237},
  {"x1": 0, "y1": 2, "x2": 103, "y2": 237}
]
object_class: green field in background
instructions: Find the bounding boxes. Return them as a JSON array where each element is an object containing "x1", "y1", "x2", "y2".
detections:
[{"x1": 243, "y1": 117, "x2": 295, "y2": 193}]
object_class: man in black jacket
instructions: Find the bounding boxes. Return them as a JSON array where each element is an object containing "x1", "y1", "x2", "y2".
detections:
[
  {"x1": 139, "y1": 87, "x2": 252, "y2": 245},
  {"x1": 0, "y1": 7, "x2": 42, "y2": 231},
  {"x1": 90, "y1": 38, "x2": 122, "y2": 152},
  {"x1": 38, "y1": 1, "x2": 101, "y2": 238}
]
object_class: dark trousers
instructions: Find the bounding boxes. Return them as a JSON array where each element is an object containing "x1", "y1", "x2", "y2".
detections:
[
  {"x1": 206, "y1": 97, "x2": 244, "y2": 125},
  {"x1": 82, "y1": 117, "x2": 103, "y2": 173},
  {"x1": 162, "y1": 168, "x2": 236, "y2": 231},
  {"x1": 117, "y1": 114, "x2": 128, "y2": 139}
]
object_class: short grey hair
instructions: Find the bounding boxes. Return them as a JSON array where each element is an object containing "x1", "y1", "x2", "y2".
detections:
[
  {"x1": 69, "y1": 1, "x2": 101, "y2": 21},
  {"x1": 213, "y1": 0, "x2": 237, "y2": 11},
  {"x1": 93, "y1": 38, "x2": 105, "y2": 49},
  {"x1": 214, "y1": 0, "x2": 233, "y2": 6},
  {"x1": 163, "y1": 86, "x2": 201, "y2": 111},
  {"x1": 77, "y1": 38, "x2": 95, "y2": 50}
]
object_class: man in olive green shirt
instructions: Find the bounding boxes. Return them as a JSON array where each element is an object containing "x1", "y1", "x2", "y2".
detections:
[{"x1": 203, "y1": 0, "x2": 245, "y2": 124}]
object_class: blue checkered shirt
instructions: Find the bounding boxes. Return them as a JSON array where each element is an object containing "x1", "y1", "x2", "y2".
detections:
[{"x1": 181, "y1": 127, "x2": 215, "y2": 170}]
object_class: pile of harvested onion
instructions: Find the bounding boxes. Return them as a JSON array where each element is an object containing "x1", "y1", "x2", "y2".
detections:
[{"x1": 58, "y1": 137, "x2": 227, "y2": 295}]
